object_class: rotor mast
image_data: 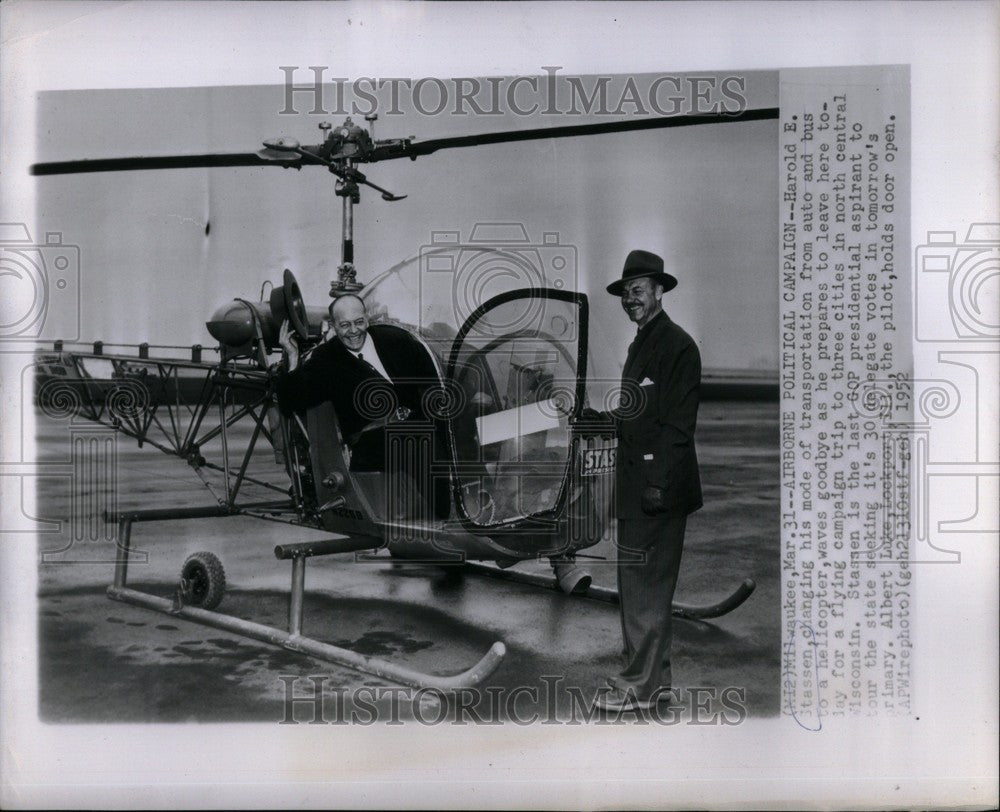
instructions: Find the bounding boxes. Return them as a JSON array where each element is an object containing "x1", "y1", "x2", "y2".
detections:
[
  {"x1": 328, "y1": 114, "x2": 384, "y2": 299},
  {"x1": 332, "y1": 155, "x2": 362, "y2": 297}
]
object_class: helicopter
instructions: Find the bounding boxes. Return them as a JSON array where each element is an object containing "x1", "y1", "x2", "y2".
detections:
[{"x1": 29, "y1": 105, "x2": 776, "y2": 692}]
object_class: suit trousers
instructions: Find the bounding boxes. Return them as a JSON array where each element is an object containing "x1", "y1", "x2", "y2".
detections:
[
  {"x1": 613, "y1": 514, "x2": 687, "y2": 700},
  {"x1": 352, "y1": 424, "x2": 450, "y2": 520}
]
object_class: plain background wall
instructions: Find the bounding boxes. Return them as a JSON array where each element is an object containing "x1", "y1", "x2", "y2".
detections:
[{"x1": 34, "y1": 72, "x2": 778, "y2": 382}]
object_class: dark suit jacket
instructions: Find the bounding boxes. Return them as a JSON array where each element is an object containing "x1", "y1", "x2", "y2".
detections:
[
  {"x1": 275, "y1": 324, "x2": 441, "y2": 471},
  {"x1": 614, "y1": 310, "x2": 703, "y2": 519}
]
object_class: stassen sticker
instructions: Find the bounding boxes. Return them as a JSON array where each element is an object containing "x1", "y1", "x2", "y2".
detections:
[{"x1": 581, "y1": 445, "x2": 617, "y2": 476}]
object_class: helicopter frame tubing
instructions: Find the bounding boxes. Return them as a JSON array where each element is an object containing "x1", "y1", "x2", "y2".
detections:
[{"x1": 42, "y1": 341, "x2": 310, "y2": 513}]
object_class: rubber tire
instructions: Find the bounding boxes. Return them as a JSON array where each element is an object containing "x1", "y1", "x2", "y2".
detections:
[{"x1": 181, "y1": 551, "x2": 226, "y2": 610}]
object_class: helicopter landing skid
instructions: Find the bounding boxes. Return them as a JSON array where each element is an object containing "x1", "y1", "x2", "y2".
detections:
[
  {"x1": 463, "y1": 563, "x2": 756, "y2": 620},
  {"x1": 106, "y1": 506, "x2": 506, "y2": 692}
]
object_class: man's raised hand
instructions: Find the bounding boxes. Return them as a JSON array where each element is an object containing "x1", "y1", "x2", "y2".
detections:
[{"x1": 278, "y1": 319, "x2": 300, "y2": 369}]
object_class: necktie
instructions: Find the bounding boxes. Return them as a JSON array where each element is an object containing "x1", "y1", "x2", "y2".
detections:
[
  {"x1": 623, "y1": 340, "x2": 639, "y2": 380},
  {"x1": 358, "y1": 352, "x2": 384, "y2": 380}
]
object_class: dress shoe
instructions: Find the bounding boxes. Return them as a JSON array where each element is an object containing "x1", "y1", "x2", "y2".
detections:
[
  {"x1": 552, "y1": 560, "x2": 592, "y2": 594},
  {"x1": 653, "y1": 687, "x2": 678, "y2": 704},
  {"x1": 594, "y1": 686, "x2": 653, "y2": 711}
]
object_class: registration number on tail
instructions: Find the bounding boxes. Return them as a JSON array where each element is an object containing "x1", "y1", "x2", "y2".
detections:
[{"x1": 581, "y1": 445, "x2": 617, "y2": 476}]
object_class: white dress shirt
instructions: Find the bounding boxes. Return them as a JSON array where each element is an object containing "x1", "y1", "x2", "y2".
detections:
[{"x1": 352, "y1": 333, "x2": 391, "y2": 381}]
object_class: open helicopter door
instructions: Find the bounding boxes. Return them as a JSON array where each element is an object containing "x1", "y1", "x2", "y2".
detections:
[{"x1": 444, "y1": 289, "x2": 588, "y2": 533}]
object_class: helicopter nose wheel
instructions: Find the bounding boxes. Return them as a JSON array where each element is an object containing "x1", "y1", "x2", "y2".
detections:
[{"x1": 180, "y1": 551, "x2": 227, "y2": 610}]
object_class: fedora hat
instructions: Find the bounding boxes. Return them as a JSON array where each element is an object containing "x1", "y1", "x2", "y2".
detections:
[{"x1": 606, "y1": 249, "x2": 678, "y2": 296}]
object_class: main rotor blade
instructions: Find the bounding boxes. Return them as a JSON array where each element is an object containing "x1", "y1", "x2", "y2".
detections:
[
  {"x1": 30, "y1": 151, "x2": 320, "y2": 176},
  {"x1": 373, "y1": 107, "x2": 779, "y2": 161},
  {"x1": 31, "y1": 107, "x2": 779, "y2": 175}
]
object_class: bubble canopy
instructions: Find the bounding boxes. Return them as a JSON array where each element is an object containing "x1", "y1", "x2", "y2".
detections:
[
  {"x1": 361, "y1": 241, "x2": 579, "y2": 344},
  {"x1": 443, "y1": 289, "x2": 588, "y2": 527},
  {"x1": 363, "y1": 261, "x2": 590, "y2": 527}
]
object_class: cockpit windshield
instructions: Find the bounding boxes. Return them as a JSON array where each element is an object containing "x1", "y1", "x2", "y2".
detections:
[
  {"x1": 446, "y1": 292, "x2": 587, "y2": 527},
  {"x1": 361, "y1": 245, "x2": 588, "y2": 529}
]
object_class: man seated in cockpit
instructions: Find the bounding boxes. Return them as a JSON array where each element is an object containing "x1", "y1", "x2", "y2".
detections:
[{"x1": 275, "y1": 294, "x2": 449, "y2": 519}]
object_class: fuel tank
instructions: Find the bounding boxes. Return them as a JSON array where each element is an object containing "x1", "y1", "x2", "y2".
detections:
[
  {"x1": 206, "y1": 269, "x2": 327, "y2": 350},
  {"x1": 206, "y1": 299, "x2": 327, "y2": 349}
]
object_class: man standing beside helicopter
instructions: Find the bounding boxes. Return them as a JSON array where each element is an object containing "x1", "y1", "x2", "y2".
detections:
[{"x1": 592, "y1": 249, "x2": 703, "y2": 712}]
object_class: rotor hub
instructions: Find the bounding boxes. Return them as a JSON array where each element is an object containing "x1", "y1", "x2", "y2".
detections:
[{"x1": 330, "y1": 263, "x2": 363, "y2": 297}]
